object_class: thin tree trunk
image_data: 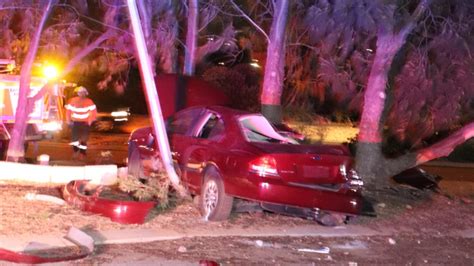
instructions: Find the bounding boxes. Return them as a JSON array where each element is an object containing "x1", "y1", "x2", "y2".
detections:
[
  {"x1": 127, "y1": 0, "x2": 188, "y2": 198},
  {"x1": 261, "y1": 0, "x2": 289, "y2": 124},
  {"x1": 161, "y1": 6, "x2": 178, "y2": 73},
  {"x1": 183, "y1": 0, "x2": 198, "y2": 75},
  {"x1": 6, "y1": 0, "x2": 54, "y2": 162},
  {"x1": 137, "y1": 0, "x2": 158, "y2": 72}
]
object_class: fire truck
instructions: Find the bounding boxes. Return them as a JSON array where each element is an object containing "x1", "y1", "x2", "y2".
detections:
[{"x1": 0, "y1": 60, "x2": 65, "y2": 159}]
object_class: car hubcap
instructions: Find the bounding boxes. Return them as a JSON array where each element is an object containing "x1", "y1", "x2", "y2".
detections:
[{"x1": 204, "y1": 180, "x2": 218, "y2": 215}]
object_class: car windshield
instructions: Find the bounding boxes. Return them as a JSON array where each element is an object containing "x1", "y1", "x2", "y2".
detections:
[{"x1": 239, "y1": 115, "x2": 298, "y2": 144}]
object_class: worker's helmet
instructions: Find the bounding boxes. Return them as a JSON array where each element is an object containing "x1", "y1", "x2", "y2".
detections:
[{"x1": 74, "y1": 86, "x2": 88, "y2": 96}]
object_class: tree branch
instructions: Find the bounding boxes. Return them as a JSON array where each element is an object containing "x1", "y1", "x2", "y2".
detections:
[
  {"x1": 30, "y1": 30, "x2": 113, "y2": 102},
  {"x1": 229, "y1": 0, "x2": 269, "y2": 42},
  {"x1": 398, "y1": 0, "x2": 432, "y2": 39},
  {"x1": 415, "y1": 122, "x2": 474, "y2": 164}
]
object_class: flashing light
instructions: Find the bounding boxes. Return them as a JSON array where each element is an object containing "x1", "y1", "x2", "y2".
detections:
[{"x1": 43, "y1": 65, "x2": 59, "y2": 80}]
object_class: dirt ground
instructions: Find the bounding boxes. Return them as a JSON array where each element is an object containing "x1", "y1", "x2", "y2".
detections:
[
  {"x1": 74, "y1": 235, "x2": 473, "y2": 265},
  {"x1": 0, "y1": 183, "x2": 473, "y2": 264},
  {"x1": 2, "y1": 120, "x2": 473, "y2": 264}
]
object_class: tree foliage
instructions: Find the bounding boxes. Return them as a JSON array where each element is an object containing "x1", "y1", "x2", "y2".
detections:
[{"x1": 284, "y1": 0, "x2": 473, "y2": 152}]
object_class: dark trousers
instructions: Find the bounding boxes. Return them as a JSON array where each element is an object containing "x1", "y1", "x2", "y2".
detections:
[{"x1": 71, "y1": 121, "x2": 90, "y2": 155}]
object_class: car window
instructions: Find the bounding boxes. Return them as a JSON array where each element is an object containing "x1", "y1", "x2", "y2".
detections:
[
  {"x1": 167, "y1": 108, "x2": 202, "y2": 135},
  {"x1": 239, "y1": 115, "x2": 298, "y2": 144},
  {"x1": 198, "y1": 114, "x2": 225, "y2": 141}
]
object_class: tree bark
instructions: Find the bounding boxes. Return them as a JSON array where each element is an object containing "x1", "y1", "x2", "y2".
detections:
[
  {"x1": 356, "y1": 33, "x2": 405, "y2": 187},
  {"x1": 183, "y1": 0, "x2": 198, "y2": 76},
  {"x1": 127, "y1": 0, "x2": 189, "y2": 199},
  {"x1": 261, "y1": 0, "x2": 289, "y2": 124},
  {"x1": 6, "y1": 0, "x2": 54, "y2": 162},
  {"x1": 355, "y1": 0, "x2": 432, "y2": 188}
]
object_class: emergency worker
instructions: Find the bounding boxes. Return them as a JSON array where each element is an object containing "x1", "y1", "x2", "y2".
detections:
[{"x1": 65, "y1": 86, "x2": 97, "y2": 159}]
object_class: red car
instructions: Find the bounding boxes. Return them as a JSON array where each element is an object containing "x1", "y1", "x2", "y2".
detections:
[{"x1": 128, "y1": 106, "x2": 364, "y2": 225}]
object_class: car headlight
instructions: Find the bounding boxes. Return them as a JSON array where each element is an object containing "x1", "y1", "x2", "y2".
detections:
[{"x1": 111, "y1": 111, "x2": 129, "y2": 117}]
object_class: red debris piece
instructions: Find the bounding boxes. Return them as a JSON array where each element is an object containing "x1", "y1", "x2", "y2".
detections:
[
  {"x1": 0, "y1": 248, "x2": 89, "y2": 264},
  {"x1": 63, "y1": 180, "x2": 156, "y2": 224}
]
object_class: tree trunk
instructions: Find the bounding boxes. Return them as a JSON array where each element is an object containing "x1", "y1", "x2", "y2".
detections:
[
  {"x1": 6, "y1": 0, "x2": 54, "y2": 162},
  {"x1": 127, "y1": 0, "x2": 189, "y2": 198},
  {"x1": 355, "y1": 0, "x2": 433, "y2": 189},
  {"x1": 183, "y1": 0, "x2": 198, "y2": 76},
  {"x1": 161, "y1": 5, "x2": 178, "y2": 74},
  {"x1": 261, "y1": 0, "x2": 289, "y2": 124},
  {"x1": 355, "y1": 33, "x2": 405, "y2": 187}
]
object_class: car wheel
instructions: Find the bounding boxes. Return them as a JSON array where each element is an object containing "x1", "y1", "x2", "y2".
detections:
[
  {"x1": 200, "y1": 168, "x2": 233, "y2": 221},
  {"x1": 127, "y1": 142, "x2": 145, "y2": 180}
]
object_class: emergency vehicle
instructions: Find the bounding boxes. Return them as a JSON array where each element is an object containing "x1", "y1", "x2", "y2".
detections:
[{"x1": 0, "y1": 60, "x2": 65, "y2": 159}]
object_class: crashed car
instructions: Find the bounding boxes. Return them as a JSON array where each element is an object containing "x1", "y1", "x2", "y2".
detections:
[{"x1": 128, "y1": 106, "x2": 364, "y2": 225}]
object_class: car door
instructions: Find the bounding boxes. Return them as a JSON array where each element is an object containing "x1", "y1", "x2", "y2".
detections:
[
  {"x1": 184, "y1": 112, "x2": 226, "y2": 193},
  {"x1": 167, "y1": 108, "x2": 204, "y2": 185}
]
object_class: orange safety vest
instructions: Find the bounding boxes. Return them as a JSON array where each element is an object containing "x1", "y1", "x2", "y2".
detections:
[{"x1": 65, "y1": 97, "x2": 97, "y2": 124}]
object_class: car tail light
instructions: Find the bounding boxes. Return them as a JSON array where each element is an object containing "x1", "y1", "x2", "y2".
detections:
[
  {"x1": 339, "y1": 164, "x2": 347, "y2": 178},
  {"x1": 348, "y1": 169, "x2": 363, "y2": 190},
  {"x1": 249, "y1": 156, "x2": 279, "y2": 177}
]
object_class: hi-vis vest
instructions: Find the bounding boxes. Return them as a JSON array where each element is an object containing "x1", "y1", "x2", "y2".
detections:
[{"x1": 65, "y1": 97, "x2": 97, "y2": 124}]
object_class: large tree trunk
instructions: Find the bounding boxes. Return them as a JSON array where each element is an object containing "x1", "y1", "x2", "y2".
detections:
[
  {"x1": 183, "y1": 0, "x2": 198, "y2": 76},
  {"x1": 355, "y1": 0, "x2": 435, "y2": 189},
  {"x1": 261, "y1": 0, "x2": 289, "y2": 124},
  {"x1": 6, "y1": 0, "x2": 54, "y2": 162},
  {"x1": 355, "y1": 33, "x2": 406, "y2": 188}
]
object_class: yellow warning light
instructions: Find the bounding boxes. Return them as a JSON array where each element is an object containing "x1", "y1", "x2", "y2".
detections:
[{"x1": 42, "y1": 65, "x2": 59, "y2": 80}]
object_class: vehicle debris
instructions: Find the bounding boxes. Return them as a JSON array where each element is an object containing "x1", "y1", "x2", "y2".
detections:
[
  {"x1": 25, "y1": 192, "x2": 66, "y2": 205},
  {"x1": 62, "y1": 180, "x2": 156, "y2": 224},
  {"x1": 0, "y1": 227, "x2": 93, "y2": 264},
  {"x1": 297, "y1": 247, "x2": 330, "y2": 254},
  {"x1": 388, "y1": 238, "x2": 397, "y2": 245}
]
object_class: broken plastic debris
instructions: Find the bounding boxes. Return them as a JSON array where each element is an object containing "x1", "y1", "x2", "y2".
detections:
[
  {"x1": 254, "y1": 240, "x2": 274, "y2": 248},
  {"x1": 297, "y1": 247, "x2": 330, "y2": 254},
  {"x1": 25, "y1": 193, "x2": 66, "y2": 205},
  {"x1": 65, "y1": 227, "x2": 95, "y2": 253},
  {"x1": 62, "y1": 180, "x2": 156, "y2": 224},
  {"x1": 0, "y1": 227, "x2": 93, "y2": 264},
  {"x1": 178, "y1": 246, "x2": 187, "y2": 253}
]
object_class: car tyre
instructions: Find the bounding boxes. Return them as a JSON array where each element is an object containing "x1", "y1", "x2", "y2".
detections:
[
  {"x1": 200, "y1": 168, "x2": 233, "y2": 221},
  {"x1": 127, "y1": 142, "x2": 145, "y2": 180}
]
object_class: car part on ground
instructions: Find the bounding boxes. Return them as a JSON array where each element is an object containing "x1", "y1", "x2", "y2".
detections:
[
  {"x1": 392, "y1": 167, "x2": 441, "y2": 190},
  {"x1": 0, "y1": 227, "x2": 93, "y2": 264},
  {"x1": 62, "y1": 180, "x2": 156, "y2": 224},
  {"x1": 128, "y1": 106, "x2": 364, "y2": 224}
]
